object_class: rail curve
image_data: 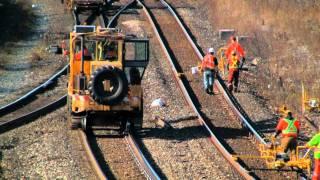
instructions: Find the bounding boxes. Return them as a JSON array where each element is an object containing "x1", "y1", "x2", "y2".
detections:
[{"x1": 137, "y1": 0, "x2": 254, "y2": 179}]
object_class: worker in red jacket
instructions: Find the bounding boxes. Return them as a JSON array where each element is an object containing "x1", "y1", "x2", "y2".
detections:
[
  {"x1": 274, "y1": 110, "x2": 300, "y2": 154},
  {"x1": 201, "y1": 47, "x2": 218, "y2": 95},
  {"x1": 225, "y1": 36, "x2": 245, "y2": 60},
  {"x1": 227, "y1": 51, "x2": 241, "y2": 92},
  {"x1": 75, "y1": 45, "x2": 91, "y2": 60}
]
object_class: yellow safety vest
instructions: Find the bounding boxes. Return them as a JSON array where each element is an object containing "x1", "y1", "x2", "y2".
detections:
[{"x1": 282, "y1": 118, "x2": 298, "y2": 135}]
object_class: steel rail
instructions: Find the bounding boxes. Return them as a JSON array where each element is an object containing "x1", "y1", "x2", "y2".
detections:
[
  {"x1": 137, "y1": 1, "x2": 254, "y2": 179},
  {"x1": 126, "y1": 133, "x2": 161, "y2": 180},
  {"x1": 0, "y1": 64, "x2": 69, "y2": 116},
  {"x1": 159, "y1": 0, "x2": 267, "y2": 145},
  {"x1": 78, "y1": 130, "x2": 107, "y2": 180},
  {"x1": 0, "y1": 95, "x2": 67, "y2": 134},
  {"x1": 107, "y1": 0, "x2": 136, "y2": 28},
  {"x1": 303, "y1": 115, "x2": 318, "y2": 132}
]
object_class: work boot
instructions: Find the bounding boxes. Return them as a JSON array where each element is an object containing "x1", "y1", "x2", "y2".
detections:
[
  {"x1": 234, "y1": 87, "x2": 239, "y2": 93},
  {"x1": 205, "y1": 88, "x2": 210, "y2": 94},
  {"x1": 209, "y1": 86, "x2": 213, "y2": 94},
  {"x1": 228, "y1": 84, "x2": 233, "y2": 92}
]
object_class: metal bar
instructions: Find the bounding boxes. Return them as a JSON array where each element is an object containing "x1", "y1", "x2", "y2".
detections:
[
  {"x1": 0, "y1": 64, "x2": 69, "y2": 116},
  {"x1": 107, "y1": 0, "x2": 136, "y2": 28},
  {"x1": 126, "y1": 133, "x2": 161, "y2": 180},
  {"x1": 81, "y1": 35, "x2": 85, "y2": 75},
  {"x1": 78, "y1": 130, "x2": 107, "y2": 180},
  {"x1": 0, "y1": 95, "x2": 67, "y2": 134}
]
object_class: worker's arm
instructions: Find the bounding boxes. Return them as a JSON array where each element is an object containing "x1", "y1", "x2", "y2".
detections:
[
  {"x1": 200, "y1": 56, "x2": 206, "y2": 71},
  {"x1": 274, "y1": 119, "x2": 284, "y2": 138},
  {"x1": 273, "y1": 130, "x2": 281, "y2": 138},
  {"x1": 236, "y1": 43, "x2": 245, "y2": 58},
  {"x1": 307, "y1": 133, "x2": 320, "y2": 147},
  {"x1": 296, "y1": 120, "x2": 300, "y2": 135}
]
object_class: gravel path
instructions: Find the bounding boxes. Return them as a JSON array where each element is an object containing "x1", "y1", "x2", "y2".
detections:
[{"x1": 0, "y1": 107, "x2": 94, "y2": 179}]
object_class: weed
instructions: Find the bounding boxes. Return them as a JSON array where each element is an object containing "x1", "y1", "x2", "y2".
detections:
[{"x1": 208, "y1": 0, "x2": 320, "y2": 114}]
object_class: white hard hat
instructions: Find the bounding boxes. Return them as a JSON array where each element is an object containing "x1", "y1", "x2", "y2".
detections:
[{"x1": 208, "y1": 47, "x2": 215, "y2": 54}]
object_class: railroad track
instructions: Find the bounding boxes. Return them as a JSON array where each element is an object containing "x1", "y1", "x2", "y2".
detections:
[
  {"x1": 138, "y1": 0, "x2": 307, "y2": 179},
  {"x1": 81, "y1": 128, "x2": 159, "y2": 179},
  {"x1": 0, "y1": 0, "x2": 311, "y2": 179},
  {"x1": 0, "y1": 76, "x2": 67, "y2": 134},
  {"x1": 0, "y1": 64, "x2": 68, "y2": 117}
]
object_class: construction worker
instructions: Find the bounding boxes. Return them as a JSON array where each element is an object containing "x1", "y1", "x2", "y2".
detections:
[
  {"x1": 75, "y1": 45, "x2": 91, "y2": 60},
  {"x1": 201, "y1": 47, "x2": 218, "y2": 94},
  {"x1": 227, "y1": 51, "x2": 241, "y2": 92},
  {"x1": 306, "y1": 133, "x2": 320, "y2": 180},
  {"x1": 225, "y1": 36, "x2": 245, "y2": 61},
  {"x1": 274, "y1": 111, "x2": 300, "y2": 155}
]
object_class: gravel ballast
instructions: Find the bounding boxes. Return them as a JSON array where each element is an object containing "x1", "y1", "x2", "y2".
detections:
[{"x1": 0, "y1": 107, "x2": 94, "y2": 179}]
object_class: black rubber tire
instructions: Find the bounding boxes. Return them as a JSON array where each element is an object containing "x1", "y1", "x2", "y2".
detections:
[{"x1": 88, "y1": 66, "x2": 128, "y2": 105}]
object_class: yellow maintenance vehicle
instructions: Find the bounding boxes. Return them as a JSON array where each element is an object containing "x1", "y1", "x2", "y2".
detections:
[
  {"x1": 302, "y1": 83, "x2": 320, "y2": 113},
  {"x1": 67, "y1": 25, "x2": 149, "y2": 133},
  {"x1": 233, "y1": 136, "x2": 311, "y2": 175}
]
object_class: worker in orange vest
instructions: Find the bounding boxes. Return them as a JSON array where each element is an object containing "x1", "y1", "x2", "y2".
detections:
[
  {"x1": 225, "y1": 36, "x2": 245, "y2": 61},
  {"x1": 75, "y1": 45, "x2": 91, "y2": 60},
  {"x1": 306, "y1": 132, "x2": 320, "y2": 180},
  {"x1": 201, "y1": 47, "x2": 218, "y2": 95},
  {"x1": 227, "y1": 51, "x2": 242, "y2": 92},
  {"x1": 274, "y1": 110, "x2": 300, "y2": 156}
]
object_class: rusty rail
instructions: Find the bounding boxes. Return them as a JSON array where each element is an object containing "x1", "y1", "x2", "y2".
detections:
[
  {"x1": 0, "y1": 64, "x2": 68, "y2": 117},
  {"x1": 107, "y1": 0, "x2": 136, "y2": 28},
  {"x1": 126, "y1": 133, "x2": 161, "y2": 180},
  {"x1": 137, "y1": 0, "x2": 254, "y2": 179},
  {"x1": 78, "y1": 130, "x2": 107, "y2": 180},
  {"x1": 0, "y1": 95, "x2": 67, "y2": 134}
]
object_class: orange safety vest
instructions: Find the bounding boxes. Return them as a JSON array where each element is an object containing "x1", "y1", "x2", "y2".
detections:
[
  {"x1": 228, "y1": 55, "x2": 240, "y2": 69},
  {"x1": 201, "y1": 54, "x2": 216, "y2": 70},
  {"x1": 282, "y1": 118, "x2": 298, "y2": 137}
]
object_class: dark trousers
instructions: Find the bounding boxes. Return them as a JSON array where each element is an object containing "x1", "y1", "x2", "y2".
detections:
[{"x1": 228, "y1": 69, "x2": 239, "y2": 90}]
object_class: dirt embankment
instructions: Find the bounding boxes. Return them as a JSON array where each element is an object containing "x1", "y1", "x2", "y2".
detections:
[{"x1": 208, "y1": 0, "x2": 320, "y2": 112}]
